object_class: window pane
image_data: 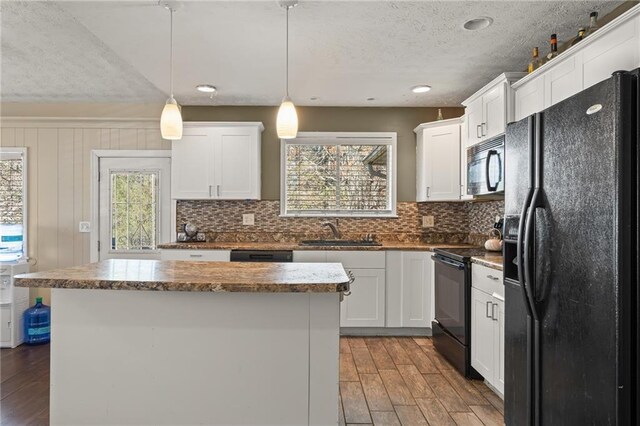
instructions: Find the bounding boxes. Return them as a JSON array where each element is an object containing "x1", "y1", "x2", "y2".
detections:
[
  {"x1": 0, "y1": 154, "x2": 25, "y2": 261},
  {"x1": 285, "y1": 142, "x2": 391, "y2": 215},
  {"x1": 339, "y1": 145, "x2": 388, "y2": 211},
  {"x1": 286, "y1": 145, "x2": 338, "y2": 211},
  {"x1": 110, "y1": 171, "x2": 158, "y2": 251}
]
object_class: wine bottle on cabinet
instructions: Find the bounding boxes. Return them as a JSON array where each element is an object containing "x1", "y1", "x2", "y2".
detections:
[
  {"x1": 584, "y1": 11, "x2": 599, "y2": 37},
  {"x1": 528, "y1": 47, "x2": 540, "y2": 73},
  {"x1": 571, "y1": 28, "x2": 586, "y2": 46},
  {"x1": 545, "y1": 34, "x2": 558, "y2": 62}
]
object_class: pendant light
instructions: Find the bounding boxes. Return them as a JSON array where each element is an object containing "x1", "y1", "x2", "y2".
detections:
[
  {"x1": 276, "y1": 0, "x2": 299, "y2": 139},
  {"x1": 160, "y1": 4, "x2": 183, "y2": 140}
]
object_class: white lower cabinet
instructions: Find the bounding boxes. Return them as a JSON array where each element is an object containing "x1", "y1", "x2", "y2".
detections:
[
  {"x1": 471, "y1": 264, "x2": 505, "y2": 396},
  {"x1": 294, "y1": 250, "x2": 387, "y2": 327},
  {"x1": 340, "y1": 268, "x2": 386, "y2": 327},
  {"x1": 385, "y1": 251, "x2": 433, "y2": 328}
]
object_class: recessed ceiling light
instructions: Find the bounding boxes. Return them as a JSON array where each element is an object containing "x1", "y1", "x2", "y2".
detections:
[
  {"x1": 196, "y1": 84, "x2": 217, "y2": 93},
  {"x1": 412, "y1": 85, "x2": 431, "y2": 94},
  {"x1": 463, "y1": 16, "x2": 494, "y2": 31}
]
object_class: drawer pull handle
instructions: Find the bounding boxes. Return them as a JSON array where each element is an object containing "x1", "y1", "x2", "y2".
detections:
[
  {"x1": 189, "y1": 254, "x2": 203, "y2": 258},
  {"x1": 487, "y1": 274, "x2": 500, "y2": 281}
]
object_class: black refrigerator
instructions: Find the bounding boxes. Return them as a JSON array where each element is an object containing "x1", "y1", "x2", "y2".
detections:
[{"x1": 502, "y1": 68, "x2": 639, "y2": 425}]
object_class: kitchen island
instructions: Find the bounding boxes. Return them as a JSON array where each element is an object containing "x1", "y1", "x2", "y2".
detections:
[{"x1": 15, "y1": 259, "x2": 350, "y2": 426}]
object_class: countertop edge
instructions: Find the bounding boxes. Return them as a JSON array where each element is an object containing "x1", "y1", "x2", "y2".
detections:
[
  {"x1": 14, "y1": 278, "x2": 350, "y2": 293},
  {"x1": 471, "y1": 256, "x2": 503, "y2": 271}
]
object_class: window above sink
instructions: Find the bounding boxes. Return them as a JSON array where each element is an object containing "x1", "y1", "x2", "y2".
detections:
[{"x1": 280, "y1": 132, "x2": 397, "y2": 217}]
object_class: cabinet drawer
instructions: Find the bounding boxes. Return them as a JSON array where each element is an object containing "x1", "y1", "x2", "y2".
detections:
[
  {"x1": 326, "y1": 251, "x2": 385, "y2": 269},
  {"x1": 292, "y1": 251, "x2": 327, "y2": 263},
  {"x1": 472, "y1": 264, "x2": 504, "y2": 298},
  {"x1": 160, "y1": 250, "x2": 231, "y2": 262}
]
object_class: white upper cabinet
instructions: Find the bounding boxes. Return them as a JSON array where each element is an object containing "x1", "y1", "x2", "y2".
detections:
[
  {"x1": 172, "y1": 122, "x2": 263, "y2": 200},
  {"x1": 172, "y1": 128, "x2": 215, "y2": 199},
  {"x1": 415, "y1": 118, "x2": 462, "y2": 202},
  {"x1": 460, "y1": 115, "x2": 473, "y2": 201},
  {"x1": 462, "y1": 73, "x2": 525, "y2": 146},
  {"x1": 513, "y1": 5, "x2": 640, "y2": 121}
]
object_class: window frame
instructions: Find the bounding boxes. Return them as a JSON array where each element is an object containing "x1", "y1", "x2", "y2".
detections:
[
  {"x1": 0, "y1": 147, "x2": 28, "y2": 261},
  {"x1": 280, "y1": 132, "x2": 397, "y2": 217}
]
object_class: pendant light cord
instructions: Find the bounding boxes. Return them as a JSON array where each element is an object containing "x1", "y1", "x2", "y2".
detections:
[
  {"x1": 169, "y1": 7, "x2": 174, "y2": 99},
  {"x1": 285, "y1": 5, "x2": 289, "y2": 97}
]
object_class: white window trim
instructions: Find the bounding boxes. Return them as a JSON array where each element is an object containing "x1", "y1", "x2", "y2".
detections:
[
  {"x1": 280, "y1": 132, "x2": 397, "y2": 217},
  {"x1": 90, "y1": 150, "x2": 172, "y2": 262},
  {"x1": 0, "y1": 147, "x2": 28, "y2": 261}
]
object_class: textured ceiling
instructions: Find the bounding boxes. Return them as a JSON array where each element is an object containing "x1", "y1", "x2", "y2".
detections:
[{"x1": 1, "y1": 0, "x2": 624, "y2": 106}]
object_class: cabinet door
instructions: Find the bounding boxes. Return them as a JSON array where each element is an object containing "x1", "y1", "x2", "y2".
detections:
[
  {"x1": 460, "y1": 117, "x2": 473, "y2": 200},
  {"x1": 416, "y1": 133, "x2": 428, "y2": 202},
  {"x1": 401, "y1": 252, "x2": 431, "y2": 327},
  {"x1": 466, "y1": 98, "x2": 484, "y2": 145},
  {"x1": 213, "y1": 127, "x2": 260, "y2": 199},
  {"x1": 544, "y1": 56, "x2": 583, "y2": 108},
  {"x1": 482, "y1": 83, "x2": 506, "y2": 140},
  {"x1": 424, "y1": 124, "x2": 461, "y2": 201},
  {"x1": 471, "y1": 288, "x2": 495, "y2": 381},
  {"x1": 494, "y1": 297, "x2": 505, "y2": 395},
  {"x1": 0, "y1": 306, "x2": 11, "y2": 344},
  {"x1": 340, "y1": 268, "x2": 385, "y2": 327},
  {"x1": 515, "y1": 77, "x2": 545, "y2": 121},
  {"x1": 171, "y1": 128, "x2": 214, "y2": 199},
  {"x1": 582, "y1": 17, "x2": 640, "y2": 90}
]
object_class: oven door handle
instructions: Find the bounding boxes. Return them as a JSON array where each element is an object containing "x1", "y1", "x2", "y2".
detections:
[{"x1": 432, "y1": 255, "x2": 465, "y2": 270}]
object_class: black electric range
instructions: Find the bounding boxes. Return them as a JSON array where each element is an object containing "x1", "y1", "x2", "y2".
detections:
[{"x1": 431, "y1": 247, "x2": 485, "y2": 379}]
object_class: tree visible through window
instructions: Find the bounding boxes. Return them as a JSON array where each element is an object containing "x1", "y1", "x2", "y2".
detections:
[
  {"x1": 283, "y1": 135, "x2": 395, "y2": 216},
  {"x1": 110, "y1": 171, "x2": 159, "y2": 251},
  {"x1": 0, "y1": 157, "x2": 23, "y2": 224},
  {"x1": 0, "y1": 149, "x2": 26, "y2": 261}
]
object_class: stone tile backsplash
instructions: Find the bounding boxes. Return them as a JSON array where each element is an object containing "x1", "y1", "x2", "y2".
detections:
[{"x1": 176, "y1": 199, "x2": 504, "y2": 245}]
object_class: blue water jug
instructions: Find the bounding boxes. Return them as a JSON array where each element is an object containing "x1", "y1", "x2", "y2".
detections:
[{"x1": 23, "y1": 297, "x2": 50, "y2": 345}]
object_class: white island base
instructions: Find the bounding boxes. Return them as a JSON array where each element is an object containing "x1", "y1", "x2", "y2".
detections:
[{"x1": 50, "y1": 288, "x2": 340, "y2": 425}]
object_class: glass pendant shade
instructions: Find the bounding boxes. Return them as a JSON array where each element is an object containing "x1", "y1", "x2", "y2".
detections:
[
  {"x1": 160, "y1": 97, "x2": 183, "y2": 140},
  {"x1": 277, "y1": 96, "x2": 298, "y2": 139}
]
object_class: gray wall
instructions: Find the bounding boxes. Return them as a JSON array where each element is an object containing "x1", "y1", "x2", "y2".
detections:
[{"x1": 183, "y1": 106, "x2": 464, "y2": 201}]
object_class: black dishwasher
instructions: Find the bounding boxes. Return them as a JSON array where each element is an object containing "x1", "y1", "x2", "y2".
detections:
[{"x1": 230, "y1": 250, "x2": 293, "y2": 262}]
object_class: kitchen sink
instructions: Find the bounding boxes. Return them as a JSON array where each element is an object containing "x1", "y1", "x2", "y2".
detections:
[{"x1": 299, "y1": 239, "x2": 382, "y2": 247}]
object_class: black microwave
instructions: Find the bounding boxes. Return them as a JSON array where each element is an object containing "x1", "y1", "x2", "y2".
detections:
[{"x1": 466, "y1": 135, "x2": 504, "y2": 196}]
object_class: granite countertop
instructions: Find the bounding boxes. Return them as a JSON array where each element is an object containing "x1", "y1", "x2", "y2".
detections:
[
  {"x1": 471, "y1": 253, "x2": 504, "y2": 271},
  {"x1": 14, "y1": 259, "x2": 350, "y2": 293},
  {"x1": 158, "y1": 241, "x2": 476, "y2": 251}
]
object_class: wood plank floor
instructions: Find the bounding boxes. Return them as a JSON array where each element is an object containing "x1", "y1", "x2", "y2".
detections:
[
  {"x1": 338, "y1": 337, "x2": 504, "y2": 426},
  {"x1": 0, "y1": 337, "x2": 504, "y2": 425},
  {"x1": 1, "y1": 343, "x2": 50, "y2": 426}
]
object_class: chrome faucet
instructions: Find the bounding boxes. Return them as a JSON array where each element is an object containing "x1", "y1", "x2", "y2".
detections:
[{"x1": 322, "y1": 219, "x2": 341, "y2": 240}]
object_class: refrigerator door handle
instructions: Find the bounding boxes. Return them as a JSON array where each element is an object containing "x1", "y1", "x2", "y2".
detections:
[{"x1": 523, "y1": 190, "x2": 541, "y2": 321}]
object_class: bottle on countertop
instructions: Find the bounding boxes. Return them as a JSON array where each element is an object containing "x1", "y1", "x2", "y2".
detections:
[
  {"x1": 528, "y1": 47, "x2": 540, "y2": 73},
  {"x1": 436, "y1": 108, "x2": 444, "y2": 121},
  {"x1": 584, "y1": 11, "x2": 599, "y2": 37},
  {"x1": 545, "y1": 34, "x2": 558, "y2": 62},
  {"x1": 571, "y1": 28, "x2": 586, "y2": 46}
]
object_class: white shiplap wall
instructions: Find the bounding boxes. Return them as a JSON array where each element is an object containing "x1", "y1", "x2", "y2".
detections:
[{"x1": 0, "y1": 120, "x2": 170, "y2": 303}]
